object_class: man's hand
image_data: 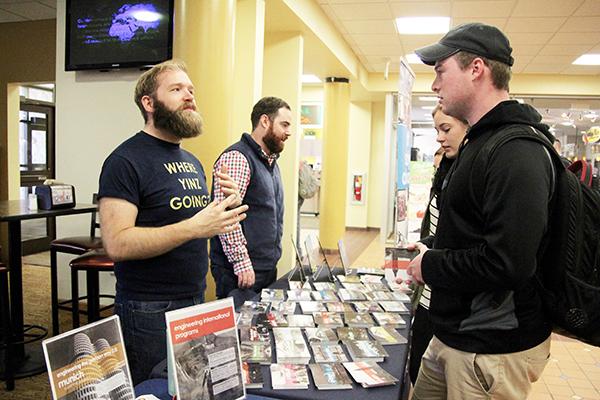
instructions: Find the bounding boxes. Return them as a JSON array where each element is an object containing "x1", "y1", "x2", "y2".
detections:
[
  {"x1": 405, "y1": 242, "x2": 429, "y2": 285},
  {"x1": 189, "y1": 194, "x2": 248, "y2": 238},
  {"x1": 216, "y1": 165, "x2": 242, "y2": 207},
  {"x1": 237, "y1": 269, "x2": 255, "y2": 289}
]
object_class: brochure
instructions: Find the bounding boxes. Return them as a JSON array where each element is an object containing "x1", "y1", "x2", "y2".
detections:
[
  {"x1": 270, "y1": 364, "x2": 309, "y2": 389},
  {"x1": 304, "y1": 327, "x2": 339, "y2": 344},
  {"x1": 310, "y1": 343, "x2": 349, "y2": 363},
  {"x1": 241, "y1": 362, "x2": 263, "y2": 389},
  {"x1": 368, "y1": 326, "x2": 408, "y2": 345},
  {"x1": 309, "y1": 363, "x2": 353, "y2": 390},
  {"x1": 43, "y1": 315, "x2": 135, "y2": 400},
  {"x1": 343, "y1": 361, "x2": 398, "y2": 388},
  {"x1": 165, "y1": 298, "x2": 245, "y2": 400}
]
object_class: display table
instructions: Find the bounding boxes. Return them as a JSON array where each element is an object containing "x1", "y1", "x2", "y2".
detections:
[
  {"x1": 0, "y1": 201, "x2": 97, "y2": 378},
  {"x1": 137, "y1": 272, "x2": 412, "y2": 400},
  {"x1": 246, "y1": 274, "x2": 411, "y2": 400}
]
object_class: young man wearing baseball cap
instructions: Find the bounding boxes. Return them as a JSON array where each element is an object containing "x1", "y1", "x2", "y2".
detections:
[{"x1": 405, "y1": 23, "x2": 553, "y2": 399}]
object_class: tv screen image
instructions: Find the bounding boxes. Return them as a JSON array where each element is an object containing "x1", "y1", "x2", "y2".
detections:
[{"x1": 65, "y1": 0, "x2": 174, "y2": 71}]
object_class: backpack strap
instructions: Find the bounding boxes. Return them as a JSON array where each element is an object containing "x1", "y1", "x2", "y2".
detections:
[{"x1": 471, "y1": 124, "x2": 563, "y2": 203}]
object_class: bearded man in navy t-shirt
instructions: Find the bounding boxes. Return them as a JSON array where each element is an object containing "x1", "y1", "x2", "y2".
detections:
[{"x1": 98, "y1": 60, "x2": 248, "y2": 384}]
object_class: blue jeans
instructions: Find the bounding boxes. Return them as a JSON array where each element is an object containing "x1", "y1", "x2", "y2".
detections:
[{"x1": 114, "y1": 293, "x2": 204, "y2": 385}]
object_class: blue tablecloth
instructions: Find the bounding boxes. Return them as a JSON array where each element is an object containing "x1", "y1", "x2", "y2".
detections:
[
  {"x1": 135, "y1": 274, "x2": 412, "y2": 400},
  {"x1": 134, "y1": 378, "x2": 277, "y2": 400}
]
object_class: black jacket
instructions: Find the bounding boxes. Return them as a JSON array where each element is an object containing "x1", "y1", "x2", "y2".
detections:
[{"x1": 422, "y1": 100, "x2": 553, "y2": 354}]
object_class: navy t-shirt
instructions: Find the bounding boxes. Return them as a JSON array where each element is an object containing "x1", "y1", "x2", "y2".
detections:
[{"x1": 98, "y1": 131, "x2": 210, "y2": 300}]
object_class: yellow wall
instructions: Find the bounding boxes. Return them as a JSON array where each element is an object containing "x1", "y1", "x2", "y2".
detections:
[
  {"x1": 0, "y1": 19, "x2": 56, "y2": 201},
  {"x1": 346, "y1": 101, "x2": 372, "y2": 228},
  {"x1": 0, "y1": 19, "x2": 56, "y2": 262},
  {"x1": 367, "y1": 101, "x2": 386, "y2": 229},
  {"x1": 263, "y1": 32, "x2": 303, "y2": 276}
]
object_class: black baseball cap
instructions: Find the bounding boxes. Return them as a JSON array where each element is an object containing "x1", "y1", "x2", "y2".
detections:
[{"x1": 415, "y1": 22, "x2": 514, "y2": 66}]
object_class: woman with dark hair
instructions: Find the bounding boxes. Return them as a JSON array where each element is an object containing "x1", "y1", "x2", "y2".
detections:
[{"x1": 409, "y1": 105, "x2": 468, "y2": 385}]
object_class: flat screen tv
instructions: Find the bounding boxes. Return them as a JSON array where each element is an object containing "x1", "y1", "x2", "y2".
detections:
[{"x1": 65, "y1": 0, "x2": 174, "y2": 71}]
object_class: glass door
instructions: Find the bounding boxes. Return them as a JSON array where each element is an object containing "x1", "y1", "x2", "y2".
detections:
[{"x1": 19, "y1": 102, "x2": 56, "y2": 254}]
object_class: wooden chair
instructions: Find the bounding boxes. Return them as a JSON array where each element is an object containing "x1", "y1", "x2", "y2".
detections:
[
  {"x1": 69, "y1": 249, "x2": 114, "y2": 328},
  {"x1": 50, "y1": 194, "x2": 102, "y2": 335},
  {"x1": 0, "y1": 264, "x2": 14, "y2": 390}
]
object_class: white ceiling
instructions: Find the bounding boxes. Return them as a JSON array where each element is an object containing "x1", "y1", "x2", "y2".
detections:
[
  {"x1": 3, "y1": 0, "x2": 599, "y2": 141},
  {"x1": 3, "y1": 0, "x2": 599, "y2": 76},
  {"x1": 0, "y1": 0, "x2": 55, "y2": 22},
  {"x1": 316, "y1": 0, "x2": 600, "y2": 75}
]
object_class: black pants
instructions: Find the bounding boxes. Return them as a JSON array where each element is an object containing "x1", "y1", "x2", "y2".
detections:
[
  {"x1": 409, "y1": 304, "x2": 434, "y2": 385},
  {"x1": 211, "y1": 264, "x2": 277, "y2": 306}
]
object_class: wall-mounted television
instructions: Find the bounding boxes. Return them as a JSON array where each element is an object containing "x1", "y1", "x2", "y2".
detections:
[{"x1": 65, "y1": 0, "x2": 174, "y2": 71}]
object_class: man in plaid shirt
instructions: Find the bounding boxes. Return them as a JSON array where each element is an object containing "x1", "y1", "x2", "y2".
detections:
[{"x1": 210, "y1": 97, "x2": 292, "y2": 299}]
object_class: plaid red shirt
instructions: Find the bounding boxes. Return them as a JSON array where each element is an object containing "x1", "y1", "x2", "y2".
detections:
[{"x1": 213, "y1": 149, "x2": 277, "y2": 275}]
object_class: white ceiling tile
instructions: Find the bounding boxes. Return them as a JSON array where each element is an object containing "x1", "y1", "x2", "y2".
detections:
[
  {"x1": 35, "y1": 0, "x2": 56, "y2": 9},
  {"x1": 331, "y1": 3, "x2": 393, "y2": 20},
  {"x1": 538, "y1": 44, "x2": 595, "y2": 56},
  {"x1": 0, "y1": 8, "x2": 25, "y2": 22},
  {"x1": 0, "y1": 1, "x2": 54, "y2": 19},
  {"x1": 389, "y1": 2, "x2": 451, "y2": 17},
  {"x1": 549, "y1": 32, "x2": 600, "y2": 45},
  {"x1": 451, "y1": 1, "x2": 514, "y2": 18},
  {"x1": 360, "y1": 44, "x2": 405, "y2": 56},
  {"x1": 352, "y1": 33, "x2": 401, "y2": 46},
  {"x1": 327, "y1": 0, "x2": 394, "y2": 3},
  {"x1": 343, "y1": 19, "x2": 398, "y2": 34},
  {"x1": 366, "y1": 55, "x2": 393, "y2": 64},
  {"x1": 399, "y1": 34, "x2": 446, "y2": 52},
  {"x1": 507, "y1": 32, "x2": 554, "y2": 45},
  {"x1": 531, "y1": 55, "x2": 580, "y2": 64},
  {"x1": 511, "y1": 0, "x2": 584, "y2": 17},
  {"x1": 573, "y1": 0, "x2": 600, "y2": 16},
  {"x1": 511, "y1": 44, "x2": 544, "y2": 56},
  {"x1": 562, "y1": 65, "x2": 600, "y2": 74},
  {"x1": 511, "y1": 54, "x2": 534, "y2": 69},
  {"x1": 560, "y1": 16, "x2": 600, "y2": 32},
  {"x1": 523, "y1": 64, "x2": 567, "y2": 74},
  {"x1": 505, "y1": 17, "x2": 566, "y2": 32},
  {"x1": 451, "y1": 17, "x2": 507, "y2": 29}
]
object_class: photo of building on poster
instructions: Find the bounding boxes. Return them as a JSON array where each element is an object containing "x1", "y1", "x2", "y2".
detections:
[
  {"x1": 166, "y1": 298, "x2": 245, "y2": 400},
  {"x1": 42, "y1": 315, "x2": 134, "y2": 400}
]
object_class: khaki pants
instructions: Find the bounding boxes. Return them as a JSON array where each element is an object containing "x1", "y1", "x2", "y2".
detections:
[{"x1": 412, "y1": 335, "x2": 551, "y2": 400}]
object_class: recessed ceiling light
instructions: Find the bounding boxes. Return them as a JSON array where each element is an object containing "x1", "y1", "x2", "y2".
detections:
[
  {"x1": 572, "y1": 54, "x2": 600, "y2": 65},
  {"x1": 302, "y1": 74, "x2": 322, "y2": 83},
  {"x1": 584, "y1": 112, "x2": 597, "y2": 119},
  {"x1": 419, "y1": 96, "x2": 438, "y2": 102},
  {"x1": 396, "y1": 17, "x2": 450, "y2": 35},
  {"x1": 560, "y1": 121, "x2": 574, "y2": 126},
  {"x1": 405, "y1": 53, "x2": 422, "y2": 64},
  {"x1": 421, "y1": 105, "x2": 436, "y2": 110}
]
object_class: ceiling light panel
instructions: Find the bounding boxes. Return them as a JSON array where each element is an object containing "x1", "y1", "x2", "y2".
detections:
[{"x1": 395, "y1": 17, "x2": 450, "y2": 35}]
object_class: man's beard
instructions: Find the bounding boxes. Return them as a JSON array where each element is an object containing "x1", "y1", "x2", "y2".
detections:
[
  {"x1": 152, "y1": 97, "x2": 204, "y2": 139},
  {"x1": 263, "y1": 125, "x2": 284, "y2": 154}
]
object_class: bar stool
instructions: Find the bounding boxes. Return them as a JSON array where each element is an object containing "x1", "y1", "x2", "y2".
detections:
[
  {"x1": 0, "y1": 263, "x2": 14, "y2": 391},
  {"x1": 51, "y1": 194, "x2": 102, "y2": 335},
  {"x1": 69, "y1": 249, "x2": 115, "y2": 328}
]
